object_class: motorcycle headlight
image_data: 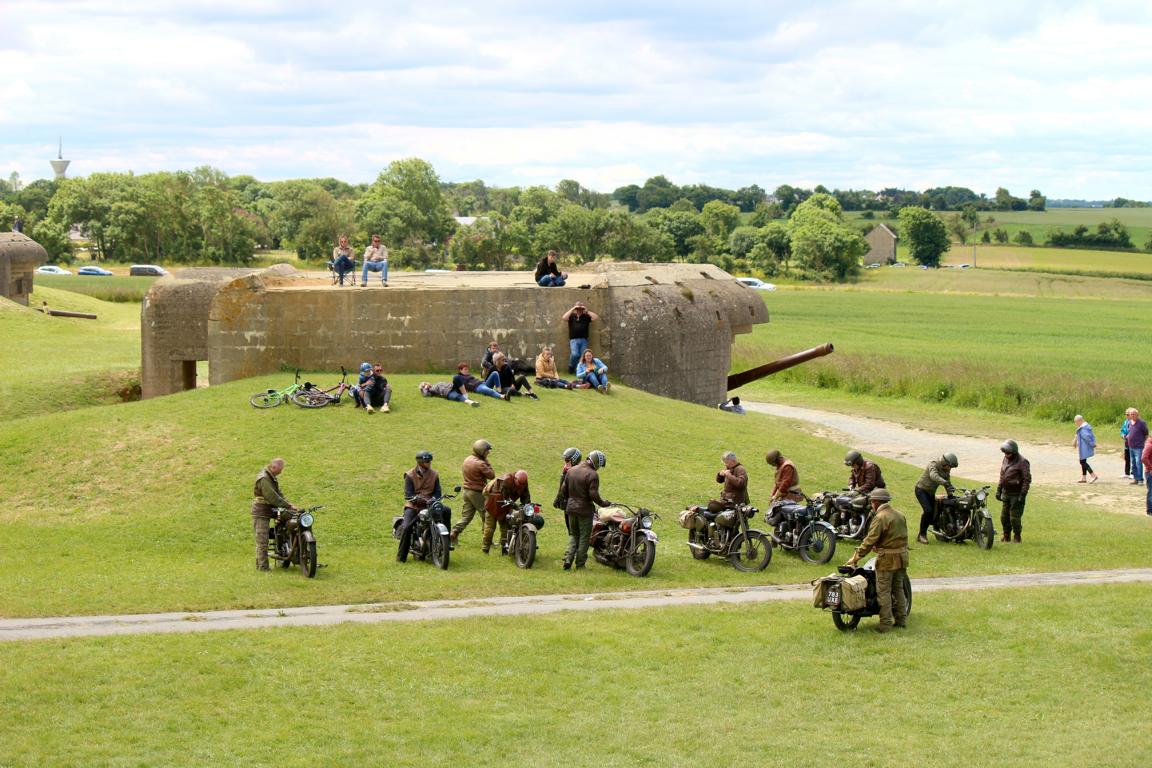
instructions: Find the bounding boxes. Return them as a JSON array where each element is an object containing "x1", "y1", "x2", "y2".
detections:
[
  {"x1": 975, "y1": 491, "x2": 986, "y2": 503},
  {"x1": 299, "y1": 512, "x2": 314, "y2": 528},
  {"x1": 641, "y1": 516, "x2": 653, "y2": 530}
]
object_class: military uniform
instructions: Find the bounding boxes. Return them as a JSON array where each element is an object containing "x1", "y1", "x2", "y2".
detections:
[
  {"x1": 716, "y1": 463, "x2": 749, "y2": 505},
  {"x1": 482, "y1": 473, "x2": 531, "y2": 553},
  {"x1": 452, "y1": 454, "x2": 495, "y2": 540},
  {"x1": 251, "y1": 467, "x2": 291, "y2": 571},
  {"x1": 853, "y1": 502, "x2": 909, "y2": 629},
  {"x1": 563, "y1": 460, "x2": 608, "y2": 568},
  {"x1": 914, "y1": 457, "x2": 955, "y2": 539},
  {"x1": 997, "y1": 453, "x2": 1031, "y2": 542}
]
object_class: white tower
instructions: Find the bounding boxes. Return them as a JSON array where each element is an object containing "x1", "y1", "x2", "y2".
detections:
[{"x1": 49, "y1": 138, "x2": 70, "y2": 180}]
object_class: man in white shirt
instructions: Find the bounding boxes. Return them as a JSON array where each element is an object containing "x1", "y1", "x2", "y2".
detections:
[{"x1": 361, "y1": 234, "x2": 389, "y2": 287}]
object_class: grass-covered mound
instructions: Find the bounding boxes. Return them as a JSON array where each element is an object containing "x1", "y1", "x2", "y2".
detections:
[{"x1": 2, "y1": 372, "x2": 1148, "y2": 618}]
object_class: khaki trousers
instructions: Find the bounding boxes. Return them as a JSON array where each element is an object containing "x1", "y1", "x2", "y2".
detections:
[{"x1": 876, "y1": 568, "x2": 908, "y2": 627}]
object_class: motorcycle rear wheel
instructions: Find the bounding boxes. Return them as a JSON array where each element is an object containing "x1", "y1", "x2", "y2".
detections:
[
  {"x1": 625, "y1": 538, "x2": 656, "y2": 577},
  {"x1": 688, "y1": 530, "x2": 711, "y2": 560},
  {"x1": 974, "y1": 516, "x2": 994, "y2": 550},
  {"x1": 514, "y1": 528, "x2": 537, "y2": 569},
  {"x1": 249, "y1": 392, "x2": 282, "y2": 408},
  {"x1": 728, "y1": 531, "x2": 772, "y2": 572},
  {"x1": 798, "y1": 525, "x2": 836, "y2": 565},
  {"x1": 832, "y1": 611, "x2": 861, "y2": 631},
  {"x1": 299, "y1": 541, "x2": 317, "y2": 578},
  {"x1": 430, "y1": 531, "x2": 450, "y2": 570}
]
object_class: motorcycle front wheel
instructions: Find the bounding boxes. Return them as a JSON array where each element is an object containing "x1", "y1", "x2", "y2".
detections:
[
  {"x1": 974, "y1": 516, "x2": 994, "y2": 550},
  {"x1": 728, "y1": 531, "x2": 772, "y2": 572},
  {"x1": 688, "y1": 530, "x2": 710, "y2": 560},
  {"x1": 430, "y1": 531, "x2": 450, "y2": 570},
  {"x1": 798, "y1": 525, "x2": 836, "y2": 565},
  {"x1": 513, "y1": 528, "x2": 536, "y2": 569},
  {"x1": 299, "y1": 540, "x2": 317, "y2": 578},
  {"x1": 625, "y1": 538, "x2": 656, "y2": 577},
  {"x1": 832, "y1": 611, "x2": 861, "y2": 631}
]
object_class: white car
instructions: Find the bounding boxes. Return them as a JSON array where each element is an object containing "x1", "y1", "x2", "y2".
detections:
[
  {"x1": 888, "y1": 262, "x2": 907, "y2": 268},
  {"x1": 865, "y1": 263, "x2": 881, "y2": 269},
  {"x1": 36, "y1": 265, "x2": 72, "y2": 275},
  {"x1": 736, "y1": 277, "x2": 777, "y2": 291}
]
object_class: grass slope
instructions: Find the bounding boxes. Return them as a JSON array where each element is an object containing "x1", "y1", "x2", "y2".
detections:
[
  {"x1": 1, "y1": 373, "x2": 1149, "y2": 619},
  {"x1": 3, "y1": 584, "x2": 1149, "y2": 767}
]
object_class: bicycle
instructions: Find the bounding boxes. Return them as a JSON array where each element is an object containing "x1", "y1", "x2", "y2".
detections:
[
  {"x1": 249, "y1": 370, "x2": 307, "y2": 408},
  {"x1": 291, "y1": 367, "x2": 351, "y2": 408}
]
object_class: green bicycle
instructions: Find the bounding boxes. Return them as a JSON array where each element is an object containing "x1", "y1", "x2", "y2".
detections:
[{"x1": 249, "y1": 370, "x2": 307, "y2": 408}]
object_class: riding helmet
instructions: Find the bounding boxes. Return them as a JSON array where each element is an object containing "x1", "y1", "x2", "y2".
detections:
[
  {"x1": 1000, "y1": 439, "x2": 1019, "y2": 455},
  {"x1": 588, "y1": 450, "x2": 607, "y2": 468},
  {"x1": 415, "y1": 450, "x2": 433, "y2": 462},
  {"x1": 764, "y1": 449, "x2": 782, "y2": 466},
  {"x1": 562, "y1": 447, "x2": 582, "y2": 464},
  {"x1": 844, "y1": 449, "x2": 862, "y2": 466},
  {"x1": 943, "y1": 452, "x2": 959, "y2": 468},
  {"x1": 472, "y1": 439, "x2": 493, "y2": 458}
]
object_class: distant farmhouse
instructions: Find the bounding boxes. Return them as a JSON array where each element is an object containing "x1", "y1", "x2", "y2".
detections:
[{"x1": 864, "y1": 223, "x2": 897, "y2": 265}]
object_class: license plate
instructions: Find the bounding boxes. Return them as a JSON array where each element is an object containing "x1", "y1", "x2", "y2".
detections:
[{"x1": 826, "y1": 586, "x2": 840, "y2": 608}]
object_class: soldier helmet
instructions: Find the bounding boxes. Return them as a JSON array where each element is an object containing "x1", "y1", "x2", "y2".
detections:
[
  {"x1": 562, "y1": 447, "x2": 582, "y2": 464},
  {"x1": 943, "y1": 452, "x2": 959, "y2": 468},
  {"x1": 844, "y1": 449, "x2": 863, "y2": 466},
  {"x1": 868, "y1": 488, "x2": 892, "y2": 502},
  {"x1": 514, "y1": 470, "x2": 528, "y2": 487},
  {"x1": 472, "y1": 439, "x2": 493, "y2": 458},
  {"x1": 415, "y1": 450, "x2": 433, "y2": 463},
  {"x1": 1000, "y1": 439, "x2": 1019, "y2": 455},
  {"x1": 588, "y1": 450, "x2": 607, "y2": 469},
  {"x1": 764, "y1": 449, "x2": 781, "y2": 466}
]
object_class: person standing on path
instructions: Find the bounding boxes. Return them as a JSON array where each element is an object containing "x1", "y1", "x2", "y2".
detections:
[
  {"x1": 914, "y1": 453, "x2": 958, "y2": 545},
  {"x1": 251, "y1": 458, "x2": 293, "y2": 571},
  {"x1": 1074, "y1": 415, "x2": 1098, "y2": 484},
  {"x1": 562, "y1": 301, "x2": 598, "y2": 374},
  {"x1": 562, "y1": 450, "x2": 610, "y2": 569},
  {"x1": 452, "y1": 440, "x2": 496, "y2": 545},
  {"x1": 1121, "y1": 417, "x2": 1132, "y2": 479},
  {"x1": 1124, "y1": 409, "x2": 1147, "y2": 486},
  {"x1": 844, "y1": 488, "x2": 909, "y2": 633},
  {"x1": 996, "y1": 440, "x2": 1031, "y2": 543}
]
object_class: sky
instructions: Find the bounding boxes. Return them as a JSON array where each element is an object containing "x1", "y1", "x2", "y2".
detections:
[{"x1": 2, "y1": 0, "x2": 1150, "y2": 199}]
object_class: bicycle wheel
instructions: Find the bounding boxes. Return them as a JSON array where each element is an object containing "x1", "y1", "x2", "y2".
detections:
[
  {"x1": 291, "y1": 390, "x2": 329, "y2": 409},
  {"x1": 249, "y1": 392, "x2": 282, "y2": 408}
]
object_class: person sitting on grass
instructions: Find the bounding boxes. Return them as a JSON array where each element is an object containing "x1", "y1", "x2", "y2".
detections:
[
  {"x1": 481, "y1": 340, "x2": 502, "y2": 379},
  {"x1": 492, "y1": 352, "x2": 538, "y2": 399},
  {"x1": 575, "y1": 349, "x2": 610, "y2": 393},
  {"x1": 419, "y1": 380, "x2": 480, "y2": 407},
  {"x1": 361, "y1": 363, "x2": 392, "y2": 414},
  {"x1": 453, "y1": 362, "x2": 503, "y2": 401},
  {"x1": 351, "y1": 362, "x2": 373, "y2": 408},
  {"x1": 534, "y1": 346, "x2": 574, "y2": 390}
]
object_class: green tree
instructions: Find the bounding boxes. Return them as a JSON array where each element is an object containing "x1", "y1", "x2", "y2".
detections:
[
  {"x1": 357, "y1": 158, "x2": 453, "y2": 260},
  {"x1": 536, "y1": 204, "x2": 605, "y2": 263},
  {"x1": 1013, "y1": 230, "x2": 1034, "y2": 245},
  {"x1": 946, "y1": 213, "x2": 968, "y2": 245},
  {"x1": 600, "y1": 210, "x2": 674, "y2": 262},
  {"x1": 897, "y1": 206, "x2": 950, "y2": 267},
  {"x1": 1027, "y1": 189, "x2": 1046, "y2": 212},
  {"x1": 787, "y1": 195, "x2": 865, "y2": 279},
  {"x1": 700, "y1": 200, "x2": 741, "y2": 242},
  {"x1": 636, "y1": 175, "x2": 679, "y2": 212},
  {"x1": 644, "y1": 208, "x2": 703, "y2": 260}
]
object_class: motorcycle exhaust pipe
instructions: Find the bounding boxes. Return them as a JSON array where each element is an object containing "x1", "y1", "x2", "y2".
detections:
[{"x1": 687, "y1": 541, "x2": 708, "y2": 552}]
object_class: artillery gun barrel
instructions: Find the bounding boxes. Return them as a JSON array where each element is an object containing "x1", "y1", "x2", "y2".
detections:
[{"x1": 726, "y1": 343, "x2": 834, "y2": 391}]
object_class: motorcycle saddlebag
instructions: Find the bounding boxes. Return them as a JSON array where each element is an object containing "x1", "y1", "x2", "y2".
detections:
[
  {"x1": 812, "y1": 575, "x2": 841, "y2": 608},
  {"x1": 840, "y1": 575, "x2": 868, "y2": 611},
  {"x1": 678, "y1": 509, "x2": 697, "y2": 529}
]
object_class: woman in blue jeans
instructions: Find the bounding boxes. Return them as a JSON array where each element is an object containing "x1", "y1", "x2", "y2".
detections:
[
  {"x1": 452, "y1": 363, "x2": 503, "y2": 401},
  {"x1": 576, "y1": 349, "x2": 610, "y2": 393}
]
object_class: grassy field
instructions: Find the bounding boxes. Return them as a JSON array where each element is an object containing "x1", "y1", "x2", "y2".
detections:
[
  {"x1": 938, "y1": 245, "x2": 1152, "y2": 276},
  {"x1": 32, "y1": 273, "x2": 157, "y2": 302},
  {"x1": 3, "y1": 583, "x2": 1149, "y2": 766},
  {"x1": 733, "y1": 269, "x2": 1152, "y2": 427}
]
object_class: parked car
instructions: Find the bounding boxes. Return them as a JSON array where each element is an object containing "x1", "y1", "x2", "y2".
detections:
[
  {"x1": 735, "y1": 277, "x2": 777, "y2": 291},
  {"x1": 36, "y1": 265, "x2": 72, "y2": 275},
  {"x1": 77, "y1": 265, "x2": 114, "y2": 276},
  {"x1": 888, "y1": 261, "x2": 907, "y2": 268},
  {"x1": 865, "y1": 263, "x2": 881, "y2": 269},
  {"x1": 129, "y1": 264, "x2": 169, "y2": 277}
]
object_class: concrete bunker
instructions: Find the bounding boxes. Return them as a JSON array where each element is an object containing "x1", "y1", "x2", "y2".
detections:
[
  {"x1": 142, "y1": 262, "x2": 769, "y2": 406},
  {"x1": 0, "y1": 232, "x2": 48, "y2": 306}
]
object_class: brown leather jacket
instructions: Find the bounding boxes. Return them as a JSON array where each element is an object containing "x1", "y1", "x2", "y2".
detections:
[
  {"x1": 849, "y1": 460, "x2": 885, "y2": 494},
  {"x1": 998, "y1": 454, "x2": 1031, "y2": 496},
  {"x1": 485, "y1": 472, "x2": 531, "y2": 518},
  {"x1": 564, "y1": 461, "x2": 607, "y2": 518},
  {"x1": 771, "y1": 459, "x2": 803, "y2": 502},
  {"x1": 716, "y1": 464, "x2": 749, "y2": 505},
  {"x1": 462, "y1": 455, "x2": 495, "y2": 491}
]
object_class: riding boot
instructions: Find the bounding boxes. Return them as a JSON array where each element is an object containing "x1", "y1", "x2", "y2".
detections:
[
  {"x1": 1001, "y1": 532, "x2": 1010, "y2": 542},
  {"x1": 1013, "y1": 533, "x2": 1021, "y2": 543}
]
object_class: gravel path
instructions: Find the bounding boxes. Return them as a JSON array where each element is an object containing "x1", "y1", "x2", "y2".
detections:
[
  {"x1": 743, "y1": 401, "x2": 1145, "y2": 516},
  {"x1": 3, "y1": 568, "x2": 1149, "y2": 642}
]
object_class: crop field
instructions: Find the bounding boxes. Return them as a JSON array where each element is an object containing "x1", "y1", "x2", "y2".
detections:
[
  {"x1": 733, "y1": 269, "x2": 1152, "y2": 427},
  {"x1": 937, "y1": 244, "x2": 1152, "y2": 275},
  {"x1": 3, "y1": 584, "x2": 1149, "y2": 767}
]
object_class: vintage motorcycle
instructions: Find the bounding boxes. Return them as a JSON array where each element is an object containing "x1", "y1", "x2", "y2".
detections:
[
  {"x1": 931, "y1": 485, "x2": 995, "y2": 549},
  {"x1": 504, "y1": 501, "x2": 546, "y2": 569},
  {"x1": 590, "y1": 502, "x2": 659, "y2": 577},
  {"x1": 270, "y1": 505, "x2": 322, "y2": 577},
  {"x1": 684, "y1": 502, "x2": 772, "y2": 572},
  {"x1": 392, "y1": 486, "x2": 459, "y2": 569},
  {"x1": 812, "y1": 489, "x2": 871, "y2": 540},
  {"x1": 765, "y1": 498, "x2": 837, "y2": 564},
  {"x1": 815, "y1": 557, "x2": 913, "y2": 631}
]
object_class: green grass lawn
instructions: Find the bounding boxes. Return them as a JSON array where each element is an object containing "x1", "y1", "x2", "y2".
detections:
[
  {"x1": 1, "y1": 371, "x2": 1150, "y2": 619},
  {"x1": 938, "y1": 245, "x2": 1152, "y2": 277},
  {"x1": 32, "y1": 273, "x2": 157, "y2": 302},
  {"x1": 733, "y1": 272, "x2": 1152, "y2": 426},
  {"x1": 3, "y1": 583, "x2": 1148, "y2": 767}
]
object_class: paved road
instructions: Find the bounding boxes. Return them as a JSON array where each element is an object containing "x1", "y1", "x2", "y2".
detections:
[
  {"x1": 743, "y1": 401, "x2": 1144, "y2": 516},
  {"x1": 3, "y1": 568, "x2": 1149, "y2": 642}
]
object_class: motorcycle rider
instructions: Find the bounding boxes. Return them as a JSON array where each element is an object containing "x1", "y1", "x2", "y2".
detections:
[
  {"x1": 837, "y1": 449, "x2": 886, "y2": 523},
  {"x1": 554, "y1": 448, "x2": 582, "y2": 534},
  {"x1": 562, "y1": 450, "x2": 610, "y2": 570},
  {"x1": 451, "y1": 439, "x2": 496, "y2": 546},
  {"x1": 996, "y1": 440, "x2": 1031, "y2": 544},
  {"x1": 914, "y1": 453, "x2": 958, "y2": 545},
  {"x1": 844, "y1": 488, "x2": 909, "y2": 633},
  {"x1": 716, "y1": 451, "x2": 750, "y2": 505},
  {"x1": 764, "y1": 449, "x2": 804, "y2": 526},
  {"x1": 251, "y1": 458, "x2": 294, "y2": 571},
  {"x1": 398, "y1": 451, "x2": 443, "y2": 562},
  {"x1": 482, "y1": 470, "x2": 531, "y2": 554}
]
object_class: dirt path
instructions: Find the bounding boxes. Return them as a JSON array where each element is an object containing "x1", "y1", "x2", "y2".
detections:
[
  {"x1": 743, "y1": 401, "x2": 1145, "y2": 516},
  {"x1": 3, "y1": 569, "x2": 1150, "y2": 642}
]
